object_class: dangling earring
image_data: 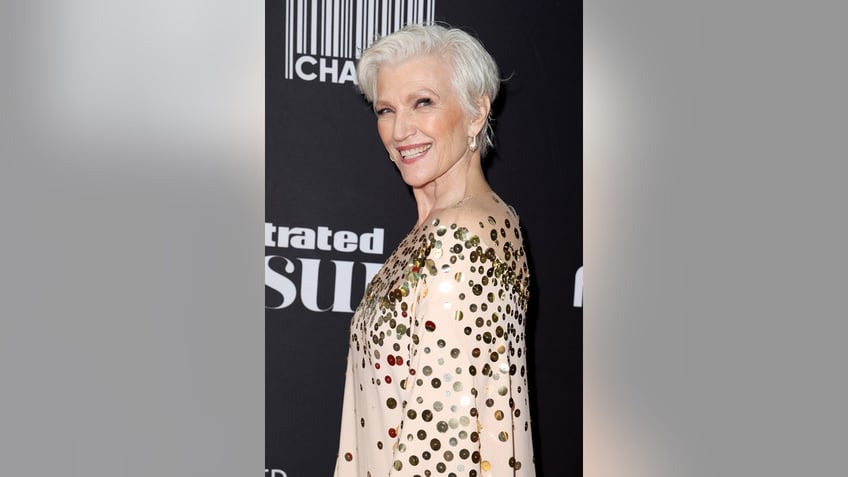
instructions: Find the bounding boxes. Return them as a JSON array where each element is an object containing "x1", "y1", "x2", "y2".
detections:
[
  {"x1": 468, "y1": 135, "x2": 479, "y2": 152},
  {"x1": 388, "y1": 153, "x2": 396, "y2": 162}
]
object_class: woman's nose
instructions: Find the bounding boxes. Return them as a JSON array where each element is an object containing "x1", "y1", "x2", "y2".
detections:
[{"x1": 392, "y1": 110, "x2": 415, "y2": 141}]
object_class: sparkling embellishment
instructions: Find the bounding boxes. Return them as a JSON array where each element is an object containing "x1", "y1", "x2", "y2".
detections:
[{"x1": 336, "y1": 198, "x2": 533, "y2": 475}]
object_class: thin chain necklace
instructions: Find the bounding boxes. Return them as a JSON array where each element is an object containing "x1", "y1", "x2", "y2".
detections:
[
  {"x1": 452, "y1": 195, "x2": 475, "y2": 208},
  {"x1": 452, "y1": 189, "x2": 492, "y2": 208}
]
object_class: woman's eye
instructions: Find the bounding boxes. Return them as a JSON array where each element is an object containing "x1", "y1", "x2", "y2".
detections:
[
  {"x1": 375, "y1": 108, "x2": 393, "y2": 116},
  {"x1": 415, "y1": 98, "x2": 432, "y2": 107}
]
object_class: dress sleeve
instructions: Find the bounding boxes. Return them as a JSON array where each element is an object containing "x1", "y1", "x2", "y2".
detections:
[
  {"x1": 398, "y1": 213, "x2": 535, "y2": 476},
  {"x1": 334, "y1": 350, "x2": 357, "y2": 475}
]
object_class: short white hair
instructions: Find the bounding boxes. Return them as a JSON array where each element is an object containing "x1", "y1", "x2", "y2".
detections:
[{"x1": 357, "y1": 24, "x2": 501, "y2": 157}]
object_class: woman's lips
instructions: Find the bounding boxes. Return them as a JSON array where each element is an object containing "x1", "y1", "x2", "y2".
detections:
[{"x1": 397, "y1": 144, "x2": 432, "y2": 163}]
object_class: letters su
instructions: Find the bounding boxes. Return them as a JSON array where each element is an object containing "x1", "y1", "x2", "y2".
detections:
[{"x1": 265, "y1": 256, "x2": 382, "y2": 313}]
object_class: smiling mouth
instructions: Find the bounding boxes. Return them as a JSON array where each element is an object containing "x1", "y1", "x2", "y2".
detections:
[{"x1": 398, "y1": 144, "x2": 432, "y2": 160}]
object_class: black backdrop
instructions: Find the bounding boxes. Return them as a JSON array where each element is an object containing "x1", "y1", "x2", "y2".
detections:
[{"x1": 266, "y1": 1, "x2": 581, "y2": 475}]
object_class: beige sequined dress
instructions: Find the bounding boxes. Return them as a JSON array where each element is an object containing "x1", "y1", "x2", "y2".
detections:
[{"x1": 334, "y1": 192, "x2": 535, "y2": 476}]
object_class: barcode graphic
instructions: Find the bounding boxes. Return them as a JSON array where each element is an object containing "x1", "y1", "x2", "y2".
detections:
[{"x1": 284, "y1": 0, "x2": 437, "y2": 79}]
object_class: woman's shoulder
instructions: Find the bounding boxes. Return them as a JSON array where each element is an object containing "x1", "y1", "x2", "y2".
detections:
[
  {"x1": 423, "y1": 191, "x2": 526, "y2": 250},
  {"x1": 439, "y1": 191, "x2": 521, "y2": 231},
  {"x1": 421, "y1": 191, "x2": 531, "y2": 294}
]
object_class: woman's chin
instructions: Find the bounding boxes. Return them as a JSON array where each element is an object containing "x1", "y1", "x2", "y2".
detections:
[{"x1": 398, "y1": 170, "x2": 431, "y2": 189}]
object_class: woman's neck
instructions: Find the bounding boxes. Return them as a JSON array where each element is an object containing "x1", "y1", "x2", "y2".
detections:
[{"x1": 412, "y1": 158, "x2": 491, "y2": 227}]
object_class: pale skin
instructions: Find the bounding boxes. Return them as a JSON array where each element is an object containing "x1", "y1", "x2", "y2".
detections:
[{"x1": 373, "y1": 54, "x2": 492, "y2": 227}]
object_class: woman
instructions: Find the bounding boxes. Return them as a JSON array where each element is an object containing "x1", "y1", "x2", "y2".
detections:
[{"x1": 335, "y1": 24, "x2": 535, "y2": 476}]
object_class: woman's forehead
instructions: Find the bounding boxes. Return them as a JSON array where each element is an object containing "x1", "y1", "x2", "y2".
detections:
[{"x1": 377, "y1": 56, "x2": 452, "y2": 90}]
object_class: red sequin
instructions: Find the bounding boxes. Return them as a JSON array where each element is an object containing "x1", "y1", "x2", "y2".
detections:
[
  {"x1": 387, "y1": 355, "x2": 396, "y2": 366},
  {"x1": 375, "y1": 363, "x2": 380, "y2": 369},
  {"x1": 396, "y1": 356, "x2": 404, "y2": 365},
  {"x1": 425, "y1": 321, "x2": 436, "y2": 331},
  {"x1": 388, "y1": 428, "x2": 397, "y2": 438},
  {"x1": 384, "y1": 375, "x2": 392, "y2": 384},
  {"x1": 344, "y1": 452, "x2": 353, "y2": 462}
]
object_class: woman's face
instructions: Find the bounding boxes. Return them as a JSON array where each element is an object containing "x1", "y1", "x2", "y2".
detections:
[{"x1": 374, "y1": 55, "x2": 479, "y2": 189}]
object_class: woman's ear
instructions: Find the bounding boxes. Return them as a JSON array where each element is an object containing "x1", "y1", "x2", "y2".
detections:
[{"x1": 468, "y1": 94, "x2": 491, "y2": 137}]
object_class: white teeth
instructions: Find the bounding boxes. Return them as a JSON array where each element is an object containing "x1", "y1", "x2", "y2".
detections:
[{"x1": 399, "y1": 144, "x2": 431, "y2": 159}]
